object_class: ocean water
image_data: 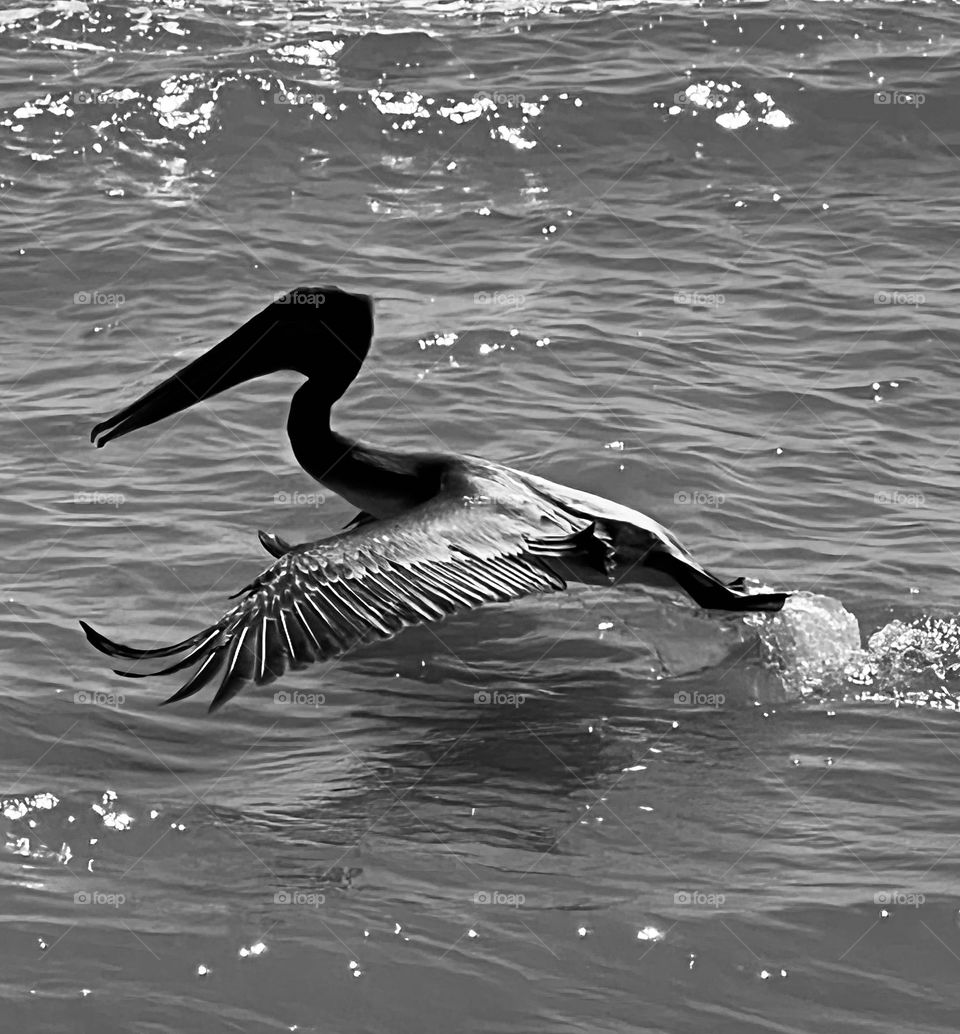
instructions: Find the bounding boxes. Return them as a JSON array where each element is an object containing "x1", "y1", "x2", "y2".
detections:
[{"x1": 3, "y1": 1, "x2": 960, "y2": 1031}]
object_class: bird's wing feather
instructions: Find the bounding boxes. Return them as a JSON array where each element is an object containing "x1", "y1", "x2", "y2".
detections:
[{"x1": 81, "y1": 473, "x2": 590, "y2": 711}]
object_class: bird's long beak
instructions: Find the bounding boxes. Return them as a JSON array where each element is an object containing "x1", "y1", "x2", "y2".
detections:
[{"x1": 91, "y1": 310, "x2": 280, "y2": 447}]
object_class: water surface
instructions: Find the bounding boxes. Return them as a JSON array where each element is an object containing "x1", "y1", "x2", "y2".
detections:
[{"x1": 3, "y1": 1, "x2": 960, "y2": 1031}]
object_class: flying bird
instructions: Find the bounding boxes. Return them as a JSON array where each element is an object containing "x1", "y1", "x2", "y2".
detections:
[{"x1": 82, "y1": 287, "x2": 787, "y2": 711}]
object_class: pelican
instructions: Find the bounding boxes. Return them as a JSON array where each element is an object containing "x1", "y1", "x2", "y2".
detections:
[{"x1": 81, "y1": 287, "x2": 788, "y2": 711}]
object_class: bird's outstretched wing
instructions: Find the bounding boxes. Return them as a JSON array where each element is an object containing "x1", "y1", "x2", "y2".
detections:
[{"x1": 81, "y1": 489, "x2": 593, "y2": 712}]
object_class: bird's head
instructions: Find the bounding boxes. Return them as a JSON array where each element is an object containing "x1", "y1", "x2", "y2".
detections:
[{"x1": 90, "y1": 286, "x2": 374, "y2": 447}]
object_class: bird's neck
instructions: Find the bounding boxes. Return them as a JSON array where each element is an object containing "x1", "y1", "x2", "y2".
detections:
[
  {"x1": 287, "y1": 380, "x2": 350, "y2": 482},
  {"x1": 286, "y1": 379, "x2": 437, "y2": 518}
]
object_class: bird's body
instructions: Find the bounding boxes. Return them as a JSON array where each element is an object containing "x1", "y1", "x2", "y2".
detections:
[{"x1": 83, "y1": 287, "x2": 787, "y2": 710}]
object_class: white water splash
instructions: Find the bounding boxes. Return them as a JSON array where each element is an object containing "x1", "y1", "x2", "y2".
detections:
[
  {"x1": 748, "y1": 592, "x2": 862, "y2": 696},
  {"x1": 747, "y1": 594, "x2": 960, "y2": 707},
  {"x1": 845, "y1": 617, "x2": 960, "y2": 707}
]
